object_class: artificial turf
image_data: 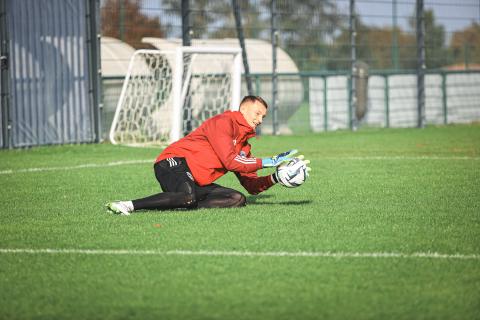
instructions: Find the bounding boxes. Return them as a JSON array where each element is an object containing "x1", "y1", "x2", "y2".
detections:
[{"x1": 0, "y1": 124, "x2": 479, "y2": 319}]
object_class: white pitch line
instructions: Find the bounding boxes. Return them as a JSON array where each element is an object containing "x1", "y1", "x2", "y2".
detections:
[
  {"x1": 0, "y1": 160, "x2": 153, "y2": 175},
  {"x1": 321, "y1": 156, "x2": 480, "y2": 161},
  {"x1": 0, "y1": 248, "x2": 478, "y2": 260},
  {"x1": 0, "y1": 155, "x2": 478, "y2": 175}
]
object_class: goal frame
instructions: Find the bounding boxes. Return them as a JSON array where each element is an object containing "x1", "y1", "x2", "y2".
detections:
[{"x1": 109, "y1": 46, "x2": 242, "y2": 145}]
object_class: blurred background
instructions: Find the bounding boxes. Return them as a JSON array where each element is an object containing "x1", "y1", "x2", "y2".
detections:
[{"x1": 1, "y1": 0, "x2": 479, "y2": 147}]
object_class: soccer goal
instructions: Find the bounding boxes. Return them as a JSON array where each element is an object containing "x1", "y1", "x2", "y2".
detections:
[{"x1": 109, "y1": 47, "x2": 242, "y2": 146}]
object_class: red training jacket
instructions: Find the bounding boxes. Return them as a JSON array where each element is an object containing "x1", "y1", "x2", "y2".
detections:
[{"x1": 156, "y1": 110, "x2": 274, "y2": 195}]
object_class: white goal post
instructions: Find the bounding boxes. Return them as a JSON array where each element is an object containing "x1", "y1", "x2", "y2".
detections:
[{"x1": 109, "y1": 46, "x2": 242, "y2": 146}]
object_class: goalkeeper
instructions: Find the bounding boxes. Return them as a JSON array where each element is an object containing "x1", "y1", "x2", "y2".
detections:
[{"x1": 107, "y1": 95, "x2": 310, "y2": 215}]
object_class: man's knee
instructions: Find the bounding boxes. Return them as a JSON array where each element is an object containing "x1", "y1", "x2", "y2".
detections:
[{"x1": 178, "y1": 181, "x2": 198, "y2": 208}]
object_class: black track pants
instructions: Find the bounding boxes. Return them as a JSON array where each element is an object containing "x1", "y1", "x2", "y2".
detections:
[{"x1": 131, "y1": 157, "x2": 246, "y2": 210}]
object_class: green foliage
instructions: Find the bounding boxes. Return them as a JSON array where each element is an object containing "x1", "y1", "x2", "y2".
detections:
[
  {"x1": 272, "y1": 0, "x2": 342, "y2": 70},
  {"x1": 101, "y1": 0, "x2": 165, "y2": 49},
  {"x1": 1, "y1": 124, "x2": 480, "y2": 319},
  {"x1": 162, "y1": 0, "x2": 266, "y2": 39},
  {"x1": 328, "y1": 9, "x2": 451, "y2": 71},
  {"x1": 161, "y1": 0, "x2": 343, "y2": 70},
  {"x1": 450, "y1": 22, "x2": 480, "y2": 67},
  {"x1": 100, "y1": 1, "x2": 480, "y2": 71},
  {"x1": 409, "y1": 10, "x2": 450, "y2": 69}
]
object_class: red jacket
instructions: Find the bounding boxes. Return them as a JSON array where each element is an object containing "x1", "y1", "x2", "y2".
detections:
[{"x1": 156, "y1": 111, "x2": 274, "y2": 195}]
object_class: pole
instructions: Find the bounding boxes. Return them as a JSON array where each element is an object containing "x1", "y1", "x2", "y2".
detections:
[
  {"x1": 349, "y1": 0, "x2": 356, "y2": 130},
  {"x1": 442, "y1": 72, "x2": 447, "y2": 124},
  {"x1": 0, "y1": 0, "x2": 10, "y2": 148},
  {"x1": 119, "y1": 0, "x2": 125, "y2": 41},
  {"x1": 270, "y1": 0, "x2": 278, "y2": 135},
  {"x1": 255, "y1": 75, "x2": 261, "y2": 95},
  {"x1": 416, "y1": 0, "x2": 425, "y2": 128},
  {"x1": 87, "y1": 0, "x2": 102, "y2": 142},
  {"x1": 232, "y1": 0, "x2": 253, "y2": 95},
  {"x1": 181, "y1": 0, "x2": 191, "y2": 46},
  {"x1": 323, "y1": 76, "x2": 328, "y2": 131},
  {"x1": 384, "y1": 75, "x2": 390, "y2": 128},
  {"x1": 392, "y1": 0, "x2": 399, "y2": 69},
  {"x1": 464, "y1": 42, "x2": 470, "y2": 70},
  {"x1": 181, "y1": 0, "x2": 191, "y2": 134}
]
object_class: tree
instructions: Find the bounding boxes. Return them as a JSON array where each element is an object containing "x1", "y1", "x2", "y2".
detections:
[
  {"x1": 101, "y1": 0, "x2": 165, "y2": 49},
  {"x1": 327, "y1": 8, "x2": 448, "y2": 71},
  {"x1": 359, "y1": 26, "x2": 416, "y2": 70},
  {"x1": 162, "y1": 0, "x2": 217, "y2": 39},
  {"x1": 266, "y1": 0, "x2": 343, "y2": 71},
  {"x1": 424, "y1": 10, "x2": 448, "y2": 68},
  {"x1": 409, "y1": 9, "x2": 448, "y2": 69},
  {"x1": 327, "y1": 18, "x2": 416, "y2": 71},
  {"x1": 450, "y1": 22, "x2": 480, "y2": 67},
  {"x1": 208, "y1": 1, "x2": 265, "y2": 39},
  {"x1": 163, "y1": 0, "x2": 342, "y2": 71},
  {"x1": 162, "y1": 0, "x2": 264, "y2": 39}
]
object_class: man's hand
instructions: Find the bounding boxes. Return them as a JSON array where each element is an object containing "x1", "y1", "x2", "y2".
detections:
[{"x1": 262, "y1": 149, "x2": 298, "y2": 168}]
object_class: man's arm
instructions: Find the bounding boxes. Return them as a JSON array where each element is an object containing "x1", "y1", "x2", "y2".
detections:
[
  {"x1": 235, "y1": 171, "x2": 276, "y2": 195},
  {"x1": 234, "y1": 145, "x2": 277, "y2": 195}
]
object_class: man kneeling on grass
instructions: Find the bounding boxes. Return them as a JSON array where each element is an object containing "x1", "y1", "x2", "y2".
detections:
[{"x1": 106, "y1": 95, "x2": 310, "y2": 215}]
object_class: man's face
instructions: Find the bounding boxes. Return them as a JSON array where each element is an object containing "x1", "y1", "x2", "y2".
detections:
[{"x1": 240, "y1": 101, "x2": 268, "y2": 129}]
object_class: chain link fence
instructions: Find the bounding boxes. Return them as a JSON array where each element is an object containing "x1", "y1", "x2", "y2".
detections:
[{"x1": 100, "y1": 0, "x2": 480, "y2": 138}]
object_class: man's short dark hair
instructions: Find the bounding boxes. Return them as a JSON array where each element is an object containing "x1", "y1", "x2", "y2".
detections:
[{"x1": 240, "y1": 95, "x2": 268, "y2": 109}]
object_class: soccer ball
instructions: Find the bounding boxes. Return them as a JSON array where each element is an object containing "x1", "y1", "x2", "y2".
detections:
[{"x1": 276, "y1": 158, "x2": 308, "y2": 188}]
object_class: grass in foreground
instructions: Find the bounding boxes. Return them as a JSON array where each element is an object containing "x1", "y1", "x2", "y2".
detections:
[{"x1": 0, "y1": 124, "x2": 479, "y2": 319}]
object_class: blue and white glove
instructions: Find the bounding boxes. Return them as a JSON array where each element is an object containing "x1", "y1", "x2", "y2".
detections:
[{"x1": 261, "y1": 149, "x2": 298, "y2": 168}]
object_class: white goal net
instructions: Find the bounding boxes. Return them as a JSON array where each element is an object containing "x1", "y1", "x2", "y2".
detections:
[{"x1": 109, "y1": 47, "x2": 242, "y2": 146}]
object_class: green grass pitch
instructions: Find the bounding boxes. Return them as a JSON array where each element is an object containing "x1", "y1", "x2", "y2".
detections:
[{"x1": 1, "y1": 124, "x2": 479, "y2": 319}]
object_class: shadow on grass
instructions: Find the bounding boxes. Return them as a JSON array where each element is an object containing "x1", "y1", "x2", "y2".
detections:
[{"x1": 246, "y1": 194, "x2": 312, "y2": 206}]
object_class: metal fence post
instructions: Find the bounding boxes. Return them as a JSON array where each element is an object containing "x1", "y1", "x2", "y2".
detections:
[
  {"x1": 181, "y1": 0, "x2": 194, "y2": 134},
  {"x1": 323, "y1": 75, "x2": 328, "y2": 131},
  {"x1": 87, "y1": 0, "x2": 102, "y2": 142},
  {"x1": 0, "y1": 0, "x2": 10, "y2": 148},
  {"x1": 255, "y1": 74, "x2": 261, "y2": 95},
  {"x1": 347, "y1": 75, "x2": 352, "y2": 128},
  {"x1": 254, "y1": 73, "x2": 262, "y2": 135},
  {"x1": 392, "y1": 0, "x2": 399, "y2": 70},
  {"x1": 384, "y1": 75, "x2": 390, "y2": 128},
  {"x1": 119, "y1": 0, "x2": 125, "y2": 41},
  {"x1": 349, "y1": 0, "x2": 357, "y2": 130},
  {"x1": 270, "y1": 0, "x2": 278, "y2": 135},
  {"x1": 232, "y1": 0, "x2": 253, "y2": 96},
  {"x1": 416, "y1": 0, "x2": 426, "y2": 128},
  {"x1": 181, "y1": 0, "x2": 191, "y2": 46},
  {"x1": 464, "y1": 43, "x2": 470, "y2": 70},
  {"x1": 442, "y1": 72, "x2": 447, "y2": 124}
]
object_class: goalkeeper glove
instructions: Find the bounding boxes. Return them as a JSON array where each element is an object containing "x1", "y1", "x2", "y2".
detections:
[{"x1": 262, "y1": 149, "x2": 298, "y2": 168}]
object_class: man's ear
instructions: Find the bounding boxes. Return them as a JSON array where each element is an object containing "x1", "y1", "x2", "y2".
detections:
[{"x1": 239, "y1": 104, "x2": 246, "y2": 113}]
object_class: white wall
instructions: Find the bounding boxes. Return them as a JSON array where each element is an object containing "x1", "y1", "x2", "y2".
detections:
[{"x1": 309, "y1": 72, "x2": 480, "y2": 131}]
